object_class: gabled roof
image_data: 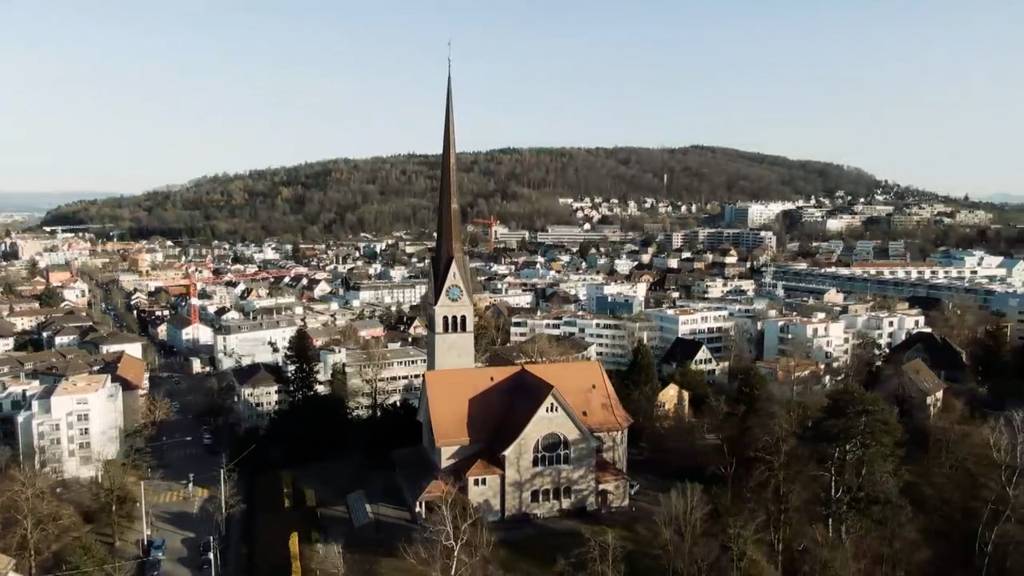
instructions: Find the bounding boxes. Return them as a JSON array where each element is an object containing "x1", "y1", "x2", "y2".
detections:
[
  {"x1": 109, "y1": 352, "x2": 147, "y2": 391},
  {"x1": 887, "y1": 331, "x2": 967, "y2": 372},
  {"x1": 897, "y1": 358, "x2": 946, "y2": 397},
  {"x1": 231, "y1": 363, "x2": 285, "y2": 389},
  {"x1": 660, "y1": 337, "x2": 707, "y2": 366},
  {"x1": 0, "y1": 319, "x2": 16, "y2": 338},
  {"x1": 423, "y1": 361, "x2": 632, "y2": 448}
]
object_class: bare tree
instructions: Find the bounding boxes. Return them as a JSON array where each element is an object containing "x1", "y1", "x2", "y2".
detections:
[
  {"x1": 0, "y1": 467, "x2": 74, "y2": 576},
  {"x1": 94, "y1": 459, "x2": 137, "y2": 547},
  {"x1": 139, "y1": 394, "x2": 175, "y2": 434},
  {"x1": 976, "y1": 410, "x2": 1024, "y2": 576},
  {"x1": 655, "y1": 483, "x2": 712, "y2": 576},
  {"x1": 0, "y1": 444, "x2": 14, "y2": 473},
  {"x1": 357, "y1": 340, "x2": 388, "y2": 419},
  {"x1": 559, "y1": 527, "x2": 626, "y2": 576},
  {"x1": 402, "y1": 485, "x2": 493, "y2": 576}
]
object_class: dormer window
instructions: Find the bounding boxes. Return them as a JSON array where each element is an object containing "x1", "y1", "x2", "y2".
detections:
[{"x1": 544, "y1": 402, "x2": 559, "y2": 414}]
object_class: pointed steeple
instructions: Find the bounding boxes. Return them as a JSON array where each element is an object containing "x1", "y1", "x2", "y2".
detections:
[{"x1": 432, "y1": 71, "x2": 469, "y2": 303}]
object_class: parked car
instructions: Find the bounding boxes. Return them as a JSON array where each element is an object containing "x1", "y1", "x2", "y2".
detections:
[
  {"x1": 146, "y1": 537, "x2": 166, "y2": 559},
  {"x1": 199, "y1": 538, "x2": 214, "y2": 557},
  {"x1": 138, "y1": 558, "x2": 161, "y2": 576},
  {"x1": 199, "y1": 556, "x2": 214, "y2": 573}
]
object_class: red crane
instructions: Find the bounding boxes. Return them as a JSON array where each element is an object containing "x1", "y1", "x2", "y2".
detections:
[{"x1": 471, "y1": 216, "x2": 500, "y2": 251}]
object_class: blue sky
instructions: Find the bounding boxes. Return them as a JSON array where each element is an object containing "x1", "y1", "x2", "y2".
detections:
[{"x1": 0, "y1": 1, "x2": 1020, "y2": 197}]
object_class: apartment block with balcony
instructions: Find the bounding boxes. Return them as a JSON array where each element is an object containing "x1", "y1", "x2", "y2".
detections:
[
  {"x1": 645, "y1": 306, "x2": 735, "y2": 360},
  {"x1": 18, "y1": 373, "x2": 123, "y2": 479},
  {"x1": 763, "y1": 315, "x2": 851, "y2": 367},
  {"x1": 840, "y1": 310, "x2": 930, "y2": 350}
]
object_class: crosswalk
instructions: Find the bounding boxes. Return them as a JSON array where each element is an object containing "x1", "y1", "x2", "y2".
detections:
[{"x1": 150, "y1": 486, "x2": 211, "y2": 503}]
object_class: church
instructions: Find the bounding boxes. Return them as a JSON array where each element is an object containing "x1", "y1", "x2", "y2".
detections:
[{"x1": 413, "y1": 72, "x2": 633, "y2": 520}]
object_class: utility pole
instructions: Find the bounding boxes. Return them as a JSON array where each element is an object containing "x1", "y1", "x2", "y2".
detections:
[
  {"x1": 140, "y1": 480, "x2": 148, "y2": 555},
  {"x1": 209, "y1": 536, "x2": 216, "y2": 576},
  {"x1": 219, "y1": 455, "x2": 227, "y2": 534}
]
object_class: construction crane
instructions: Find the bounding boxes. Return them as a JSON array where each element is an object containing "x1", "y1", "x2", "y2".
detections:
[
  {"x1": 471, "y1": 216, "x2": 500, "y2": 251},
  {"x1": 188, "y1": 270, "x2": 200, "y2": 349}
]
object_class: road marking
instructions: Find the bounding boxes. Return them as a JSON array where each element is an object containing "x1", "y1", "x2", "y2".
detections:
[{"x1": 151, "y1": 487, "x2": 210, "y2": 503}]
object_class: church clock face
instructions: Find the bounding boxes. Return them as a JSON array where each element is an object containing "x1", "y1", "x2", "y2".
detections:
[{"x1": 446, "y1": 285, "x2": 464, "y2": 302}]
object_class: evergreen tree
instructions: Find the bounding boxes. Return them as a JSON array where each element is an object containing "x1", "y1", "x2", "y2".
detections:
[
  {"x1": 283, "y1": 327, "x2": 319, "y2": 404},
  {"x1": 38, "y1": 285, "x2": 64, "y2": 308},
  {"x1": 620, "y1": 341, "x2": 661, "y2": 433}
]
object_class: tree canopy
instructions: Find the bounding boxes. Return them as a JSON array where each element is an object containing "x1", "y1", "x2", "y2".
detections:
[{"x1": 41, "y1": 146, "x2": 897, "y2": 241}]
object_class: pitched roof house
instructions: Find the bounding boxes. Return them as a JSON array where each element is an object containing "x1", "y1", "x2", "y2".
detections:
[{"x1": 414, "y1": 361, "x2": 632, "y2": 520}]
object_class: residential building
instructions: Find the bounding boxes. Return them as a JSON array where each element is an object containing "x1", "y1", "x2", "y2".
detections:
[
  {"x1": 214, "y1": 316, "x2": 299, "y2": 371},
  {"x1": 670, "y1": 228, "x2": 776, "y2": 255},
  {"x1": 166, "y1": 315, "x2": 215, "y2": 352},
  {"x1": 20, "y1": 373, "x2": 124, "y2": 479},
  {"x1": 0, "y1": 320, "x2": 15, "y2": 354},
  {"x1": 723, "y1": 202, "x2": 797, "y2": 229},
  {"x1": 645, "y1": 306, "x2": 735, "y2": 359},
  {"x1": 692, "y1": 278, "x2": 757, "y2": 299},
  {"x1": 339, "y1": 346, "x2": 428, "y2": 414},
  {"x1": 225, "y1": 364, "x2": 287, "y2": 429},
  {"x1": 763, "y1": 315, "x2": 852, "y2": 367},
  {"x1": 346, "y1": 280, "x2": 428, "y2": 307},
  {"x1": 840, "y1": 310, "x2": 929, "y2": 350},
  {"x1": 511, "y1": 314, "x2": 656, "y2": 370},
  {"x1": 658, "y1": 337, "x2": 724, "y2": 383}
]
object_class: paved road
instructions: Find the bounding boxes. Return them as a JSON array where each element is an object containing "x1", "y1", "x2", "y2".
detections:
[{"x1": 140, "y1": 374, "x2": 224, "y2": 576}]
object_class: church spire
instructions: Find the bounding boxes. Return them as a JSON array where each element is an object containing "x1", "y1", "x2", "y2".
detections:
[{"x1": 432, "y1": 70, "x2": 468, "y2": 302}]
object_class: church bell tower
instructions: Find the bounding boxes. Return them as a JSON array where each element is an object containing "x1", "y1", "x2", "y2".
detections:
[{"x1": 427, "y1": 72, "x2": 475, "y2": 370}]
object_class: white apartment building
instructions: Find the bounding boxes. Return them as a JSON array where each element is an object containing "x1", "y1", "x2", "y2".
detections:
[
  {"x1": 510, "y1": 314, "x2": 656, "y2": 370},
  {"x1": 763, "y1": 315, "x2": 851, "y2": 367},
  {"x1": 692, "y1": 278, "x2": 757, "y2": 299},
  {"x1": 345, "y1": 280, "x2": 428, "y2": 307},
  {"x1": 645, "y1": 306, "x2": 735, "y2": 359},
  {"x1": 825, "y1": 214, "x2": 868, "y2": 233},
  {"x1": 214, "y1": 316, "x2": 299, "y2": 371},
  {"x1": 18, "y1": 373, "x2": 124, "y2": 479},
  {"x1": 670, "y1": 228, "x2": 776, "y2": 255},
  {"x1": 954, "y1": 209, "x2": 992, "y2": 226},
  {"x1": 340, "y1": 346, "x2": 427, "y2": 414},
  {"x1": 841, "y1": 310, "x2": 930, "y2": 349},
  {"x1": 723, "y1": 202, "x2": 797, "y2": 229},
  {"x1": 583, "y1": 282, "x2": 648, "y2": 313},
  {"x1": 535, "y1": 224, "x2": 625, "y2": 244}
]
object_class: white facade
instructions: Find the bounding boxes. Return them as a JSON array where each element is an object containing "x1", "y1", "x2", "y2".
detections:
[
  {"x1": 583, "y1": 283, "x2": 648, "y2": 313},
  {"x1": 670, "y1": 228, "x2": 776, "y2": 255},
  {"x1": 763, "y1": 315, "x2": 851, "y2": 367},
  {"x1": 692, "y1": 278, "x2": 757, "y2": 299},
  {"x1": 214, "y1": 317, "x2": 299, "y2": 371},
  {"x1": 346, "y1": 280, "x2": 428, "y2": 307},
  {"x1": 840, "y1": 311, "x2": 929, "y2": 350},
  {"x1": 510, "y1": 314, "x2": 657, "y2": 370},
  {"x1": 343, "y1": 347, "x2": 427, "y2": 413},
  {"x1": 723, "y1": 202, "x2": 797, "y2": 229},
  {"x1": 645, "y1": 306, "x2": 736, "y2": 359},
  {"x1": 21, "y1": 374, "x2": 124, "y2": 479}
]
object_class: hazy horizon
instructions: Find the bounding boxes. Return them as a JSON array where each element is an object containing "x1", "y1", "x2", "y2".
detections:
[{"x1": 1, "y1": 2, "x2": 1021, "y2": 198}]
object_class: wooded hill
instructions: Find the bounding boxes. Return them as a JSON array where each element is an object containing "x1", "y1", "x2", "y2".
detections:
[{"x1": 41, "y1": 146, "x2": 912, "y2": 242}]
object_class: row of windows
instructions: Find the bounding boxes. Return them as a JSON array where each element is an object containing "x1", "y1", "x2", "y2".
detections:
[
  {"x1": 530, "y1": 486, "x2": 572, "y2": 503},
  {"x1": 440, "y1": 315, "x2": 468, "y2": 333}
]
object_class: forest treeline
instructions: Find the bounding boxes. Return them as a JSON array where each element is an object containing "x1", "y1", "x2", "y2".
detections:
[{"x1": 41, "y1": 146, "x2": 896, "y2": 242}]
